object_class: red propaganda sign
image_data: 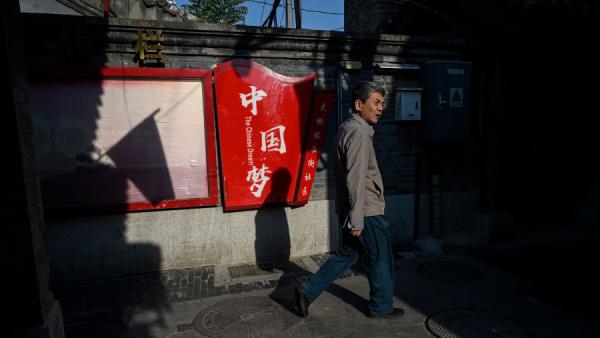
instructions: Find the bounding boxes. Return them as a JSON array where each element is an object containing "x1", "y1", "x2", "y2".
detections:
[
  {"x1": 214, "y1": 59, "x2": 316, "y2": 210},
  {"x1": 294, "y1": 91, "x2": 335, "y2": 206}
]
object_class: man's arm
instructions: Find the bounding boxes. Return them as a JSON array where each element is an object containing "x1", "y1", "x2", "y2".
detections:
[{"x1": 344, "y1": 128, "x2": 370, "y2": 231}]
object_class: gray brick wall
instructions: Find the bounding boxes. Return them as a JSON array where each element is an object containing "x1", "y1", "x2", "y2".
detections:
[
  {"x1": 345, "y1": 0, "x2": 399, "y2": 34},
  {"x1": 3, "y1": 1, "x2": 60, "y2": 333},
  {"x1": 22, "y1": 14, "x2": 466, "y2": 203}
]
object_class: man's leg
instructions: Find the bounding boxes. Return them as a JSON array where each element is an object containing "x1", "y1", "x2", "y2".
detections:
[
  {"x1": 299, "y1": 229, "x2": 362, "y2": 303},
  {"x1": 361, "y1": 215, "x2": 395, "y2": 315}
]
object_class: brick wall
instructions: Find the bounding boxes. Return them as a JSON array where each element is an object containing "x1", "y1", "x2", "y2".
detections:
[
  {"x1": 3, "y1": 1, "x2": 64, "y2": 335},
  {"x1": 22, "y1": 14, "x2": 466, "y2": 204},
  {"x1": 345, "y1": 0, "x2": 399, "y2": 34},
  {"x1": 15, "y1": 13, "x2": 476, "y2": 279}
]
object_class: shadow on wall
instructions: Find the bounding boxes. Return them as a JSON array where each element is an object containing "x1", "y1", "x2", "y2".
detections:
[
  {"x1": 254, "y1": 167, "x2": 312, "y2": 313},
  {"x1": 25, "y1": 14, "x2": 174, "y2": 338},
  {"x1": 255, "y1": 167, "x2": 293, "y2": 268}
]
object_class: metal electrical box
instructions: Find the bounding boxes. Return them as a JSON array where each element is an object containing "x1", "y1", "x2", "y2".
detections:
[
  {"x1": 422, "y1": 61, "x2": 472, "y2": 140},
  {"x1": 394, "y1": 88, "x2": 422, "y2": 121}
]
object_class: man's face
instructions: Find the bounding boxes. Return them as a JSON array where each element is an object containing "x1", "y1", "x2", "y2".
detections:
[{"x1": 355, "y1": 91, "x2": 385, "y2": 125}]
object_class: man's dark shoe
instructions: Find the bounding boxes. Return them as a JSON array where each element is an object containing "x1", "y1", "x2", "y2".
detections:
[
  {"x1": 367, "y1": 308, "x2": 405, "y2": 319},
  {"x1": 293, "y1": 279, "x2": 309, "y2": 318}
]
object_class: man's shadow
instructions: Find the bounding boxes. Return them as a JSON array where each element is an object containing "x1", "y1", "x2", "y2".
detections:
[{"x1": 254, "y1": 168, "x2": 369, "y2": 315}]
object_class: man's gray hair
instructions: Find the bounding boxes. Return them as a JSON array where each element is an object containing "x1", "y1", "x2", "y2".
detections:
[{"x1": 351, "y1": 81, "x2": 385, "y2": 108}]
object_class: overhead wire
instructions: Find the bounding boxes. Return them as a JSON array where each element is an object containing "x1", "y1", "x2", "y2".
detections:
[
  {"x1": 279, "y1": 1, "x2": 286, "y2": 27},
  {"x1": 248, "y1": 0, "x2": 343, "y2": 16},
  {"x1": 259, "y1": 0, "x2": 266, "y2": 24}
]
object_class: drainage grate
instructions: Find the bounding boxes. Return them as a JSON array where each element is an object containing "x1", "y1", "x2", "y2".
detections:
[
  {"x1": 426, "y1": 309, "x2": 529, "y2": 338},
  {"x1": 418, "y1": 260, "x2": 481, "y2": 283},
  {"x1": 193, "y1": 296, "x2": 299, "y2": 338}
]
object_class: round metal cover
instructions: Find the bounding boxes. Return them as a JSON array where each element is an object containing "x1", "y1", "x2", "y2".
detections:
[
  {"x1": 418, "y1": 260, "x2": 481, "y2": 283},
  {"x1": 426, "y1": 309, "x2": 529, "y2": 338},
  {"x1": 193, "y1": 296, "x2": 299, "y2": 338}
]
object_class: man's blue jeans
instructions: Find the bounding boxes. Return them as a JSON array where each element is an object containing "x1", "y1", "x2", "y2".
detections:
[{"x1": 299, "y1": 215, "x2": 395, "y2": 315}]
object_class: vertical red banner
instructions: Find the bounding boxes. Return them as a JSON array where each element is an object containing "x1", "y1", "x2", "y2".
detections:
[
  {"x1": 213, "y1": 59, "x2": 316, "y2": 211},
  {"x1": 293, "y1": 91, "x2": 335, "y2": 206}
]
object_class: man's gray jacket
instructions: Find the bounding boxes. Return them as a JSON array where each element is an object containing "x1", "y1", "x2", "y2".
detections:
[{"x1": 335, "y1": 113, "x2": 385, "y2": 230}]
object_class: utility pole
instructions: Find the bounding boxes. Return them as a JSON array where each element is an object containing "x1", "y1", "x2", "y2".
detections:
[
  {"x1": 286, "y1": 0, "x2": 293, "y2": 28},
  {"x1": 263, "y1": 0, "x2": 300, "y2": 29},
  {"x1": 294, "y1": 0, "x2": 302, "y2": 29}
]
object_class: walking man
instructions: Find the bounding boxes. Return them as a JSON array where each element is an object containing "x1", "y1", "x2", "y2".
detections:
[{"x1": 294, "y1": 81, "x2": 404, "y2": 318}]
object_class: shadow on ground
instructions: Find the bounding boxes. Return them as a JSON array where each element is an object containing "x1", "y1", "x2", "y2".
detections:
[{"x1": 444, "y1": 228, "x2": 600, "y2": 320}]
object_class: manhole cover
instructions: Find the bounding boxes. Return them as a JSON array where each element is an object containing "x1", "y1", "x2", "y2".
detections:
[
  {"x1": 418, "y1": 260, "x2": 481, "y2": 283},
  {"x1": 426, "y1": 309, "x2": 529, "y2": 338},
  {"x1": 193, "y1": 296, "x2": 299, "y2": 338}
]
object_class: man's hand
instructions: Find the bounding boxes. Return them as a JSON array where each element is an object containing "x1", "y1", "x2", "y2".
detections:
[{"x1": 350, "y1": 229, "x2": 363, "y2": 237}]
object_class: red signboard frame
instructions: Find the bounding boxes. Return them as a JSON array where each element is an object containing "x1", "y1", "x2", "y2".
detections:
[
  {"x1": 213, "y1": 59, "x2": 316, "y2": 211},
  {"x1": 293, "y1": 90, "x2": 335, "y2": 206},
  {"x1": 29, "y1": 67, "x2": 219, "y2": 214}
]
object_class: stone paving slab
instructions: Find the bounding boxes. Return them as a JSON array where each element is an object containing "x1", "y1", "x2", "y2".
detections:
[
  {"x1": 124, "y1": 278, "x2": 431, "y2": 338},
  {"x1": 52, "y1": 254, "x2": 363, "y2": 338},
  {"x1": 52, "y1": 237, "x2": 600, "y2": 338},
  {"x1": 122, "y1": 252, "x2": 600, "y2": 338}
]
